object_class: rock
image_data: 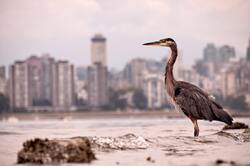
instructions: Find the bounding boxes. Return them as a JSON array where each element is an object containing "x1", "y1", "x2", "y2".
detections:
[
  {"x1": 243, "y1": 128, "x2": 250, "y2": 133},
  {"x1": 223, "y1": 122, "x2": 249, "y2": 130},
  {"x1": 215, "y1": 159, "x2": 238, "y2": 166},
  {"x1": 215, "y1": 159, "x2": 226, "y2": 164},
  {"x1": 146, "y1": 156, "x2": 155, "y2": 163},
  {"x1": 17, "y1": 137, "x2": 96, "y2": 164},
  {"x1": 241, "y1": 129, "x2": 250, "y2": 142}
]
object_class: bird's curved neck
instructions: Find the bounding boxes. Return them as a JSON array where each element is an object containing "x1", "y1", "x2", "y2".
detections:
[{"x1": 165, "y1": 44, "x2": 178, "y2": 96}]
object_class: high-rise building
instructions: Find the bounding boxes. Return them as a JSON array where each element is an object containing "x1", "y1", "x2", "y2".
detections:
[
  {"x1": 75, "y1": 79, "x2": 87, "y2": 105},
  {"x1": 9, "y1": 55, "x2": 75, "y2": 111},
  {"x1": 143, "y1": 72, "x2": 166, "y2": 109},
  {"x1": 9, "y1": 61, "x2": 29, "y2": 109},
  {"x1": 91, "y1": 34, "x2": 107, "y2": 66},
  {"x1": 203, "y1": 43, "x2": 217, "y2": 63},
  {"x1": 178, "y1": 68, "x2": 199, "y2": 86},
  {"x1": 26, "y1": 55, "x2": 43, "y2": 106},
  {"x1": 76, "y1": 66, "x2": 87, "y2": 81},
  {"x1": 0, "y1": 66, "x2": 7, "y2": 95},
  {"x1": 41, "y1": 54, "x2": 55, "y2": 105},
  {"x1": 109, "y1": 70, "x2": 130, "y2": 91},
  {"x1": 53, "y1": 61, "x2": 74, "y2": 110},
  {"x1": 218, "y1": 45, "x2": 235, "y2": 63},
  {"x1": 87, "y1": 63, "x2": 109, "y2": 108},
  {"x1": 203, "y1": 43, "x2": 235, "y2": 64},
  {"x1": 220, "y1": 61, "x2": 250, "y2": 97},
  {"x1": 247, "y1": 39, "x2": 250, "y2": 61},
  {"x1": 0, "y1": 66, "x2": 5, "y2": 79},
  {"x1": 124, "y1": 58, "x2": 147, "y2": 88},
  {"x1": 87, "y1": 33, "x2": 109, "y2": 108},
  {"x1": 0, "y1": 78, "x2": 7, "y2": 95}
]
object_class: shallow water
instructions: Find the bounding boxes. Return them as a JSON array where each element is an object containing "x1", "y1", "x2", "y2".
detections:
[{"x1": 0, "y1": 117, "x2": 250, "y2": 166}]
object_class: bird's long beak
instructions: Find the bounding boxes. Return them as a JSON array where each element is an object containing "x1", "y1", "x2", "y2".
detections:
[{"x1": 143, "y1": 41, "x2": 161, "y2": 46}]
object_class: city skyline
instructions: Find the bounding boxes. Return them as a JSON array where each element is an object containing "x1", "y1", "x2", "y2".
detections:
[
  {"x1": 1, "y1": 34, "x2": 250, "y2": 111},
  {"x1": 0, "y1": 38, "x2": 248, "y2": 79},
  {"x1": 1, "y1": 0, "x2": 250, "y2": 70}
]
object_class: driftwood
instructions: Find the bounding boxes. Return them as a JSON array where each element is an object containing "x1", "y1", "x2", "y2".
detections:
[{"x1": 17, "y1": 137, "x2": 96, "y2": 164}]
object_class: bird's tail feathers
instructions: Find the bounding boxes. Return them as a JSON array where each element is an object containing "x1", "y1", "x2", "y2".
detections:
[{"x1": 211, "y1": 102, "x2": 233, "y2": 125}]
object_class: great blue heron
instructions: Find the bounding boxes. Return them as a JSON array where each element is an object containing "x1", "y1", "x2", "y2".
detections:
[{"x1": 143, "y1": 38, "x2": 233, "y2": 137}]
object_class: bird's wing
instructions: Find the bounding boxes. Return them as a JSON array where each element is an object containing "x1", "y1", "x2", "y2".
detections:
[{"x1": 174, "y1": 81, "x2": 233, "y2": 124}]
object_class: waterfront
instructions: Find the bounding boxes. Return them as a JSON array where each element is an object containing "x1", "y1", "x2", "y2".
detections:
[{"x1": 0, "y1": 113, "x2": 250, "y2": 166}]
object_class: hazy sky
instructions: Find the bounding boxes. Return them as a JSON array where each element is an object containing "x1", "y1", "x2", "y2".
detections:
[{"x1": 0, "y1": 0, "x2": 250, "y2": 70}]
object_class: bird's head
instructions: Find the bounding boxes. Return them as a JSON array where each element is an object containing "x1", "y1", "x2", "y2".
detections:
[{"x1": 143, "y1": 38, "x2": 176, "y2": 47}]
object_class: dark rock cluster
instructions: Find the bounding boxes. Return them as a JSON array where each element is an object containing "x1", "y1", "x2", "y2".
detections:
[
  {"x1": 223, "y1": 122, "x2": 249, "y2": 130},
  {"x1": 17, "y1": 137, "x2": 96, "y2": 164}
]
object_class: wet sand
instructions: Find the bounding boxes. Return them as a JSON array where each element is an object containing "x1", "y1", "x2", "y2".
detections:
[{"x1": 0, "y1": 117, "x2": 250, "y2": 166}]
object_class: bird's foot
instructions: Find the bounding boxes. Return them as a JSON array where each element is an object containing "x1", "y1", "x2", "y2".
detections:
[{"x1": 194, "y1": 128, "x2": 199, "y2": 137}]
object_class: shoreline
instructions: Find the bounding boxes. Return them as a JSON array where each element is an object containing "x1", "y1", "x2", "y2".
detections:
[
  {"x1": 1, "y1": 117, "x2": 250, "y2": 166},
  {"x1": 1, "y1": 110, "x2": 250, "y2": 121}
]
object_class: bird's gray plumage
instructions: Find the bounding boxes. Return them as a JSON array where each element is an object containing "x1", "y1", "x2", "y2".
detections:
[
  {"x1": 143, "y1": 37, "x2": 233, "y2": 136},
  {"x1": 174, "y1": 81, "x2": 233, "y2": 125}
]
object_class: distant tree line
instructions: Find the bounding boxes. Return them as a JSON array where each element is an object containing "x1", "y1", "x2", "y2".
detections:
[{"x1": 108, "y1": 88, "x2": 148, "y2": 110}]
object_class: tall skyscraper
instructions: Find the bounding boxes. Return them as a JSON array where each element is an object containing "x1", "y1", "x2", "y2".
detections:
[
  {"x1": 203, "y1": 43, "x2": 217, "y2": 63},
  {"x1": 143, "y1": 72, "x2": 166, "y2": 109},
  {"x1": 41, "y1": 54, "x2": 55, "y2": 105},
  {"x1": 247, "y1": 39, "x2": 250, "y2": 61},
  {"x1": 9, "y1": 61, "x2": 29, "y2": 109},
  {"x1": 203, "y1": 43, "x2": 235, "y2": 63},
  {"x1": 53, "y1": 61, "x2": 74, "y2": 110},
  {"x1": 0, "y1": 66, "x2": 7, "y2": 95},
  {"x1": 91, "y1": 34, "x2": 107, "y2": 66},
  {"x1": 27, "y1": 55, "x2": 56, "y2": 107},
  {"x1": 124, "y1": 58, "x2": 147, "y2": 88},
  {"x1": 0, "y1": 66, "x2": 5, "y2": 79},
  {"x1": 26, "y1": 55, "x2": 43, "y2": 106},
  {"x1": 218, "y1": 45, "x2": 235, "y2": 63},
  {"x1": 87, "y1": 34, "x2": 109, "y2": 109},
  {"x1": 9, "y1": 55, "x2": 75, "y2": 111},
  {"x1": 76, "y1": 66, "x2": 87, "y2": 81},
  {"x1": 87, "y1": 63, "x2": 109, "y2": 108}
]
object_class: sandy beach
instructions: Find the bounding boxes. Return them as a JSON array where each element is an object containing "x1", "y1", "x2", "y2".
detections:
[{"x1": 0, "y1": 114, "x2": 250, "y2": 166}]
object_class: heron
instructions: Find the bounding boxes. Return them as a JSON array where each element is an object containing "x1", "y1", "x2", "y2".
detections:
[{"x1": 143, "y1": 38, "x2": 233, "y2": 137}]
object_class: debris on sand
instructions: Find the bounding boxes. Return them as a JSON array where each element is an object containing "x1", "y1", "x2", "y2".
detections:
[
  {"x1": 17, "y1": 137, "x2": 96, "y2": 164},
  {"x1": 146, "y1": 156, "x2": 155, "y2": 163},
  {"x1": 215, "y1": 131, "x2": 240, "y2": 141},
  {"x1": 215, "y1": 159, "x2": 237, "y2": 165},
  {"x1": 223, "y1": 122, "x2": 249, "y2": 130},
  {"x1": 215, "y1": 159, "x2": 226, "y2": 164},
  {"x1": 89, "y1": 133, "x2": 149, "y2": 151},
  {"x1": 243, "y1": 128, "x2": 250, "y2": 133},
  {"x1": 215, "y1": 130, "x2": 250, "y2": 143}
]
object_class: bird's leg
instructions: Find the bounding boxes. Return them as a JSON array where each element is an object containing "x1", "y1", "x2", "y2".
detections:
[{"x1": 190, "y1": 118, "x2": 199, "y2": 137}]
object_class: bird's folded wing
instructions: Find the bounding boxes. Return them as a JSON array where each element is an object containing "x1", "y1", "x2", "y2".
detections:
[{"x1": 174, "y1": 83, "x2": 216, "y2": 121}]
